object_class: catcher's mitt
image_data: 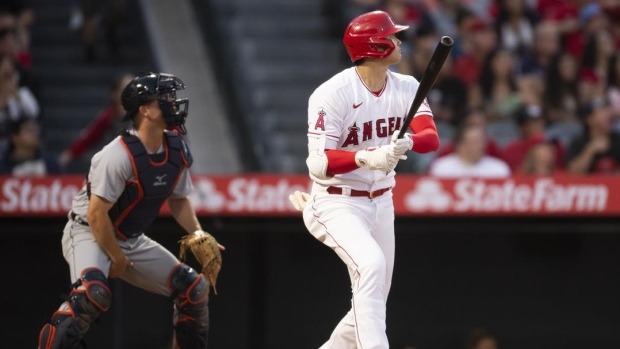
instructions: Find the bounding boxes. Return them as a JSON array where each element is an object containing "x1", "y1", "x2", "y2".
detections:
[{"x1": 179, "y1": 231, "x2": 222, "y2": 295}]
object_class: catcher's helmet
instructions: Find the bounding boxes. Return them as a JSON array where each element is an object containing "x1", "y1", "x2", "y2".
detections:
[
  {"x1": 121, "y1": 72, "x2": 190, "y2": 133},
  {"x1": 343, "y1": 11, "x2": 409, "y2": 62}
]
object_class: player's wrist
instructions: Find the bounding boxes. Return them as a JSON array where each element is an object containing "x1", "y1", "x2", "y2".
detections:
[{"x1": 354, "y1": 150, "x2": 369, "y2": 167}]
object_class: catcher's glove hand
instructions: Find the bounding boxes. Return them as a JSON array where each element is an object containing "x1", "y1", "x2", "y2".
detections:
[{"x1": 179, "y1": 230, "x2": 223, "y2": 295}]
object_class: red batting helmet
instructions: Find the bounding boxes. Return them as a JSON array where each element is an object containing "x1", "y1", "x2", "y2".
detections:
[{"x1": 343, "y1": 11, "x2": 409, "y2": 62}]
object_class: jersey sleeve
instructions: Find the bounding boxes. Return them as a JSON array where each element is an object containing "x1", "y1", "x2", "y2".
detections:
[
  {"x1": 307, "y1": 89, "x2": 346, "y2": 152},
  {"x1": 169, "y1": 167, "x2": 193, "y2": 199},
  {"x1": 87, "y1": 140, "x2": 134, "y2": 203}
]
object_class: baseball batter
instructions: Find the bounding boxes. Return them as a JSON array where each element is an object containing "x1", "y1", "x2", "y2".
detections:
[
  {"x1": 292, "y1": 11, "x2": 440, "y2": 349},
  {"x1": 38, "y1": 72, "x2": 223, "y2": 349}
]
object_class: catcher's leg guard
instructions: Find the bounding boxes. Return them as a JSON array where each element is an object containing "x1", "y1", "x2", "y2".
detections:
[
  {"x1": 169, "y1": 264, "x2": 209, "y2": 349},
  {"x1": 38, "y1": 268, "x2": 112, "y2": 349}
]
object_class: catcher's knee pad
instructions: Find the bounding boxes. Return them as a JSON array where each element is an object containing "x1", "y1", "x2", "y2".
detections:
[
  {"x1": 169, "y1": 264, "x2": 209, "y2": 349},
  {"x1": 38, "y1": 268, "x2": 111, "y2": 349}
]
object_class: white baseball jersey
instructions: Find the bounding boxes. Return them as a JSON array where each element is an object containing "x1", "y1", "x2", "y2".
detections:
[{"x1": 307, "y1": 67, "x2": 432, "y2": 191}]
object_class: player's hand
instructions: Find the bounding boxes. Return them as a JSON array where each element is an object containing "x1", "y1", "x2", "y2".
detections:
[
  {"x1": 390, "y1": 132, "x2": 413, "y2": 156},
  {"x1": 109, "y1": 255, "x2": 132, "y2": 278},
  {"x1": 195, "y1": 230, "x2": 226, "y2": 251},
  {"x1": 356, "y1": 145, "x2": 406, "y2": 172},
  {"x1": 289, "y1": 190, "x2": 310, "y2": 212}
]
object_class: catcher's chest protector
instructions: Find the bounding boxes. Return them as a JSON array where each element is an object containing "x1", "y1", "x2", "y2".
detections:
[{"x1": 108, "y1": 132, "x2": 187, "y2": 238}]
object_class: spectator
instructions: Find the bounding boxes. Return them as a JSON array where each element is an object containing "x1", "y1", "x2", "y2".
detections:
[
  {"x1": 566, "y1": 99, "x2": 620, "y2": 174},
  {"x1": 79, "y1": 0, "x2": 126, "y2": 62},
  {"x1": 429, "y1": 124, "x2": 511, "y2": 178},
  {"x1": 0, "y1": 53, "x2": 39, "y2": 155},
  {"x1": 519, "y1": 20, "x2": 561, "y2": 77},
  {"x1": 403, "y1": 23, "x2": 439, "y2": 77},
  {"x1": 495, "y1": 0, "x2": 539, "y2": 55},
  {"x1": 478, "y1": 49, "x2": 521, "y2": 119},
  {"x1": 453, "y1": 17, "x2": 497, "y2": 87},
  {"x1": 578, "y1": 67, "x2": 606, "y2": 107},
  {"x1": 466, "y1": 328, "x2": 498, "y2": 349},
  {"x1": 502, "y1": 104, "x2": 546, "y2": 170},
  {"x1": 423, "y1": 0, "x2": 469, "y2": 40},
  {"x1": 58, "y1": 72, "x2": 133, "y2": 168},
  {"x1": 0, "y1": 0, "x2": 35, "y2": 67},
  {"x1": 0, "y1": 8, "x2": 39, "y2": 101},
  {"x1": 0, "y1": 117, "x2": 61, "y2": 176},
  {"x1": 503, "y1": 104, "x2": 565, "y2": 171},
  {"x1": 543, "y1": 52, "x2": 579, "y2": 122},
  {"x1": 521, "y1": 141, "x2": 559, "y2": 175},
  {"x1": 581, "y1": 29, "x2": 615, "y2": 86},
  {"x1": 564, "y1": 2, "x2": 608, "y2": 59},
  {"x1": 437, "y1": 108, "x2": 503, "y2": 159}
]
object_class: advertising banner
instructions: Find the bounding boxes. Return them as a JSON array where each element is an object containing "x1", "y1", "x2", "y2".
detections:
[{"x1": 1, "y1": 175, "x2": 618, "y2": 217}]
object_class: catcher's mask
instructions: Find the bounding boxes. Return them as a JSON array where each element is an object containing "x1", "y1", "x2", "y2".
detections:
[{"x1": 121, "y1": 72, "x2": 190, "y2": 134}]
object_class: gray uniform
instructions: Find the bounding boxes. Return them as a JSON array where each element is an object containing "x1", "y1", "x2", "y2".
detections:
[
  {"x1": 39, "y1": 72, "x2": 210, "y2": 349},
  {"x1": 64, "y1": 130, "x2": 192, "y2": 296}
]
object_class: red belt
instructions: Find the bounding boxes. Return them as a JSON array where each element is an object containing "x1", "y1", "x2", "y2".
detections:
[{"x1": 326, "y1": 186, "x2": 391, "y2": 199}]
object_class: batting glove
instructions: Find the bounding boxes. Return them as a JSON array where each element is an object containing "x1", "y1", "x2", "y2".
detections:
[
  {"x1": 390, "y1": 132, "x2": 414, "y2": 156},
  {"x1": 356, "y1": 145, "x2": 406, "y2": 172}
]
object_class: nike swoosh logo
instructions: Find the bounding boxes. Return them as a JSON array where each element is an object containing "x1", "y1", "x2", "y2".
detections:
[{"x1": 353, "y1": 102, "x2": 363, "y2": 109}]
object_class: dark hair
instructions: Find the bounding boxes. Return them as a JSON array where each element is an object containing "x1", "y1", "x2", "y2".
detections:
[
  {"x1": 455, "y1": 7, "x2": 475, "y2": 28},
  {"x1": 8, "y1": 115, "x2": 31, "y2": 136},
  {"x1": 581, "y1": 33, "x2": 598, "y2": 69},
  {"x1": 453, "y1": 107, "x2": 485, "y2": 127},
  {"x1": 543, "y1": 52, "x2": 578, "y2": 109},
  {"x1": 452, "y1": 123, "x2": 481, "y2": 146},
  {"x1": 608, "y1": 53, "x2": 619, "y2": 87},
  {"x1": 478, "y1": 49, "x2": 517, "y2": 100},
  {"x1": 7, "y1": 116, "x2": 37, "y2": 153}
]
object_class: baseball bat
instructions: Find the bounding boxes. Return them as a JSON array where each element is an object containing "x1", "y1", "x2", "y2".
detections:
[{"x1": 397, "y1": 36, "x2": 454, "y2": 139}]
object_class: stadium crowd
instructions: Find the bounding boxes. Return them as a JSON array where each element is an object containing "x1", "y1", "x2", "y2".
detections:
[
  {"x1": 2, "y1": 0, "x2": 620, "y2": 177},
  {"x1": 0, "y1": 0, "x2": 129, "y2": 176}
]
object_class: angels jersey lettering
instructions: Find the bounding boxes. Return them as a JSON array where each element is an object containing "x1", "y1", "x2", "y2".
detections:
[{"x1": 307, "y1": 67, "x2": 432, "y2": 191}]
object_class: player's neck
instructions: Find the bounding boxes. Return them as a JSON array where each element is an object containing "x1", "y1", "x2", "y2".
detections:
[
  {"x1": 136, "y1": 126, "x2": 165, "y2": 153},
  {"x1": 356, "y1": 64, "x2": 388, "y2": 92}
]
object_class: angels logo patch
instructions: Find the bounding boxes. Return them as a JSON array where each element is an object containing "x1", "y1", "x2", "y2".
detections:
[{"x1": 314, "y1": 110, "x2": 326, "y2": 131}]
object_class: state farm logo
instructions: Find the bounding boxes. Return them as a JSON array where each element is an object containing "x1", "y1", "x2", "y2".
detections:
[
  {"x1": 403, "y1": 178, "x2": 609, "y2": 213},
  {"x1": 190, "y1": 179, "x2": 226, "y2": 211},
  {"x1": 189, "y1": 177, "x2": 311, "y2": 213},
  {"x1": 1, "y1": 178, "x2": 82, "y2": 213},
  {"x1": 405, "y1": 178, "x2": 452, "y2": 212}
]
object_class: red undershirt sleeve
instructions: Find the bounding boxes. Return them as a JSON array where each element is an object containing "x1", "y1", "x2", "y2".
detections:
[
  {"x1": 408, "y1": 115, "x2": 440, "y2": 153},
  {"x1": 325, "y1": 149, "x2": 358, "y2": 176}
]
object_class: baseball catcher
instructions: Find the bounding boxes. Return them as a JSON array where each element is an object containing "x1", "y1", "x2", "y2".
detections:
[{"x1": 37, "y1": 72, "x2": 224, "y2": 349}]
